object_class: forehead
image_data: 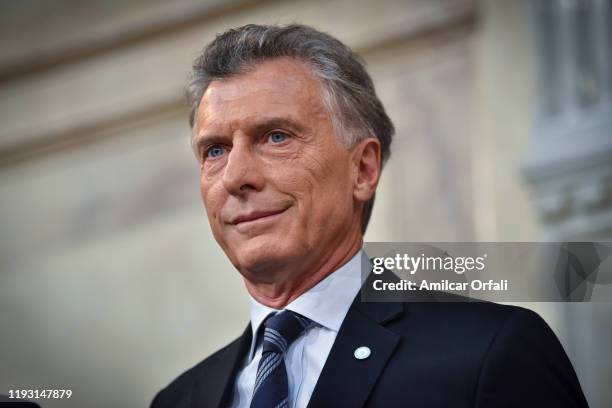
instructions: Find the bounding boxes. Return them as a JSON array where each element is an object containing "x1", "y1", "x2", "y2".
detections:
[{"x1": 195, "y1": 58, "x2": 329, "y2": 134}]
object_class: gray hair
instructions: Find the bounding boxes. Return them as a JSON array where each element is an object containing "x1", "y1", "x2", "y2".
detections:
[{"x1": 187, "y1": 24, "x2": 394, "y2": 233}]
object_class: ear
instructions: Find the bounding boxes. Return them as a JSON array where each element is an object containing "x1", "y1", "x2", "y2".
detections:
[{"x1": 351, "y1": 138, "x2": 381, "y2": 203}]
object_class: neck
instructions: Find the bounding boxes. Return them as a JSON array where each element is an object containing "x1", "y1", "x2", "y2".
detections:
[{"x1": 244, "y1": 234, "x2": 363, "y2": 309}]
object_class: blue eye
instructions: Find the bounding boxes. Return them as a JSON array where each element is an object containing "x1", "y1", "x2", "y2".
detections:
[
  {"x1": 207, "y1": 145, "x2": 225, "y2": 158},
  {"x1": 268, "y1": 132, "x2": 288, "y2": 144}
]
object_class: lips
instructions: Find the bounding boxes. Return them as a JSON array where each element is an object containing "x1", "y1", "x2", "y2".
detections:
[{"x1": 230, "y1": 208, "x2": 288, "y2": 225}]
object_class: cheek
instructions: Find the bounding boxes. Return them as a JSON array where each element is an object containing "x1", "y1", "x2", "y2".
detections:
[
  {"x1": 304, "y1": 148, "x2": 353, "y2": 195},
  {"x1": 200, "y1": 182, "x2": 223, "y2": 224},
  {"x1": 282, "y1": 151, "x2": 354, "y2": 219}
]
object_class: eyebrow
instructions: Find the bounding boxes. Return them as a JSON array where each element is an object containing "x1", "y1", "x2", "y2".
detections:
[
  {"x1": 252, "y1": 117, "x2": 306, "y2": 136},
  {"x1": 194, "y1": 116, "x2": 307, "y2": 154},
  {"x1": 193, "y1": 134, "x2": 225, "y2": 157}
]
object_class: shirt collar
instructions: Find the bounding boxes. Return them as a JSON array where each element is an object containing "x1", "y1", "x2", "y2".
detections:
[{"x1": 246, "y1": 249, "x2": 368, "y2": 359}]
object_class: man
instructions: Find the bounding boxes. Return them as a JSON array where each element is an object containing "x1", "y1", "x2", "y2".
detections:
[{"x1": 152, "y1": 24, "x2": 588, "y2": 407}]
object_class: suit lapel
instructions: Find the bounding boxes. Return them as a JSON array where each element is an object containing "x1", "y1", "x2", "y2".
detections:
[
  {"x1": 307, "y1": 296, "x2": 403, "y2": 408},
  {"x1": 191, "y1": 325, "x2": 251, "y2": 408}
]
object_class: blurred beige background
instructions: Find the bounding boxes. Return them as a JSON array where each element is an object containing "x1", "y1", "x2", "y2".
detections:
[{"x1": 1, "y1": 0, "x2": 611, "y2": 407}]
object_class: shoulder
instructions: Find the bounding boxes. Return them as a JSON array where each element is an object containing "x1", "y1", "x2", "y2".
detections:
[
  {"x1": 150, "y1": 335, "x2": 244, "y2": 408},
  {"x1": 402, "y1": 301, "x2": 563, "y2": 356},
  {"x1": 421, "y1": 301, "x2": 558, "y2": 345},
  {"x1": 387, "y1": 301, "x2": 588, "y2": 406},
  {"x1": 386, "y1": 301, "x2": 556, "y2": 374},
  {"x1": 396, "y1": 299, "x2": 539, "y2": 337},
  {"x1": 464, "y1": 303, "x2": 588, "y2": 405}
]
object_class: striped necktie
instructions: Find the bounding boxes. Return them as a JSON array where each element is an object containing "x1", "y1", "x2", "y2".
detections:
[{"x1": 250, "y1": 310, "x2": 313, "y2": 408}]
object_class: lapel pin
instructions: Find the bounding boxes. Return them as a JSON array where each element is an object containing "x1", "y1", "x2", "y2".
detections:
[{"x1": 354, "y1": 346, "x2": 371, "y2": 360}]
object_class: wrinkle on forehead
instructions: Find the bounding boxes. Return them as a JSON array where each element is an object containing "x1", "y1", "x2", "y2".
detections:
[{"x1": 195, "y1": 57, "x2": 331, "y2": 136}]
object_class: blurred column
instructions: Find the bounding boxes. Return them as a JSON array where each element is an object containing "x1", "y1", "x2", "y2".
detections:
[{"x1": 524, "y1": 0, "x2": 612, "y2": 406}]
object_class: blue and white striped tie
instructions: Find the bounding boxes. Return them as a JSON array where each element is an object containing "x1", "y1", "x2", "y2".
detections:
[{"x1": 250, "y1": 310, "x2": 313, "y2": 408}]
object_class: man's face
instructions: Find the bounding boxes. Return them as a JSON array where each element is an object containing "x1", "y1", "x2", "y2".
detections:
[{"x1": 194, "y1": 58, "x2": 361, "y2": 281}]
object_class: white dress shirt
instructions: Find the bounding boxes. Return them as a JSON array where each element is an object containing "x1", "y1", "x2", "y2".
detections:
[{"x1": 228, "y1": 250, "x2": 367, "y2": 408}]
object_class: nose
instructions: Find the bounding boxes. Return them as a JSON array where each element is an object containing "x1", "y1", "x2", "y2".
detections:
[{"x1": 222, "y1": 140, "x2": 265, "y2": 196}]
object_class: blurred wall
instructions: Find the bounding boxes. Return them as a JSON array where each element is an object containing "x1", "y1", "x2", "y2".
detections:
[{"x1": 0, "y1": 0, "x2": 609, "y2": 407}]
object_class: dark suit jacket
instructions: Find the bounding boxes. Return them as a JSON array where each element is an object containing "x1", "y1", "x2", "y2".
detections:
[
  {"x1": 151, "y1": 288, "x2": 589, "y2": 408},
  {"x1": 0, "y1": 395, "x2": 41, "y2": 407}
]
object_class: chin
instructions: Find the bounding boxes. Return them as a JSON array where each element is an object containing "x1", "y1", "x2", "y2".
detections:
[{"x1": 230, "y1": 235, "x2": 301, "y2": 277}]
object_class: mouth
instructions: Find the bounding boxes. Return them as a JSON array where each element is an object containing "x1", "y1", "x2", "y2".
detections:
[{"x1": 229, "y1": 207, "x2": 289, "y2": 228}]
